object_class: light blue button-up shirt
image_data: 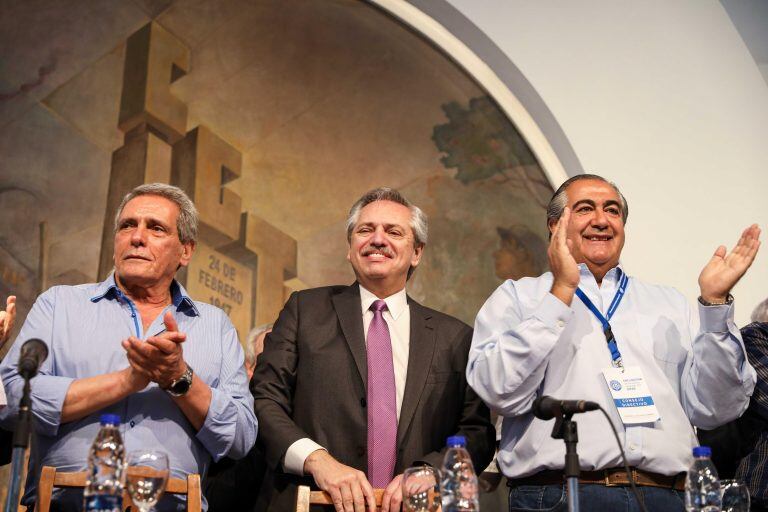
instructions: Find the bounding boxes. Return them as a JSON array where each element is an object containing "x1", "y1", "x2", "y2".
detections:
[
  {"x1": 467, "y1": 264, "x2": 756, "y2": 478},
  {"x1": 0, "y1": 274, "x2": 257, "y2": 510}
]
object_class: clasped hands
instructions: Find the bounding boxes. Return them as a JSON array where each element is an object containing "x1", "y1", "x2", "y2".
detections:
[
  {"x1": 121, "y1": 311, "x2": 187, "y2": 393},
  {"x1": 305, "y1": 449, "x2": 404, "y2": 512}
]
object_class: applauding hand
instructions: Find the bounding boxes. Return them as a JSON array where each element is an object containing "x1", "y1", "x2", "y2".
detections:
[
  {"x1": 698, "y1": 224, "x2": 761, "y2": 303},
  {"x1": 548, "y1": 208, "x2": 580, "y2": 305},
  {"x1": 122, "y1": 312, "x2": 187, "y2": 388}
]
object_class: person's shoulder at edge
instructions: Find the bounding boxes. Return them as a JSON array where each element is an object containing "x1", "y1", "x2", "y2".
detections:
[{"x1": 742, "y1": 321, "x2": 768, "y2": 341}]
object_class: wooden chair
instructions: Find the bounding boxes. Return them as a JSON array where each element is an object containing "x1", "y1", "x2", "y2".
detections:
[
  {"x1": 295, "y1": 486, "x2": 385, "y2": 512},
  {"x1": 35, "y1": 466, "x2": 201, "y2": 512}
]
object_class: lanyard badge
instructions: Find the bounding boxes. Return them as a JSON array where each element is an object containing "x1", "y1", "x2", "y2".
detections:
[
  {"x1": 575, "y1": 272, "x2": 661, "y2": 424},
  {"x1": 575, "y1": 271, "x2": 629, "y2": 369}
]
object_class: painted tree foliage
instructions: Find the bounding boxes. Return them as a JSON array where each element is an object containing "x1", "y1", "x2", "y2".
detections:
[{"x1": 432, "y1": 96, "x2": 550, "y2": 207}]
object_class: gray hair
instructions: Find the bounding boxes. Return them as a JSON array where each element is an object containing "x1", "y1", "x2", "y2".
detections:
[
  {"x1": 546, "y1": 174, "x2": 629, "y2": 229},
  {"x1": 244, "y1": 323, "x2": 273, "y2": 368},
  {"x1": 752, "y1": 298, "x2": 768, "y2": 323},
  {"x1": 114, "y1": 183, "x2": 198, "y2": 244},
  {"x1": 346, "y1": 187, "x2": 428, "y2": 246}
]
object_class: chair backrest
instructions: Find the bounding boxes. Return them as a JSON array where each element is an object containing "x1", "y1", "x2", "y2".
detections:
[
  {"x1": 295, "y1": 486, "x2": 384, "y2": 512},
  {"x1": 35, "y1": 466, "x2": 201, "y2": 512}
]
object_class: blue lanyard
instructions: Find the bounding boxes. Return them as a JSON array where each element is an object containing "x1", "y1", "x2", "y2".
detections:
[{"x1": 574, "y1": 272, "x2": 629, "y2": 367}]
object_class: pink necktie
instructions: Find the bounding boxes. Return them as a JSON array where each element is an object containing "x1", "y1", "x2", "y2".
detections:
[{"x1": 367, "y1": 299, "x2": 398, "y2": 488}]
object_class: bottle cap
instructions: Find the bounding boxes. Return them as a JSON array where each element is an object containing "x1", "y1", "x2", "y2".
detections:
[
  {"x1": 692, "y1": 446, "x2": 712, "y2": 457},
  {"x1": 446, "y1": 435, "x2": 467, "y2": 448},
  {"x1": 100, "y1": 414, "x2": 120, "y2": 426}
]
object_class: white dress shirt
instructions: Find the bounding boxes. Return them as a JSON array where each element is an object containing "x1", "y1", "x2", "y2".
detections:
[
  {"x1": 467, "y1": 264, "x2": 756, "y2": 478},
  {"x1": 283, "y1": 285, "x2": 411, "y2": 475}
]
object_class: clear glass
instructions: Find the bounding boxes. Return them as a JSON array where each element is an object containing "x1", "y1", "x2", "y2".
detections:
[
  {"x1": 720, "y1": 479, "x2": 750, "y2": 512},
  {"x1": 402, "y1": 465, "x2": 440, "y2": 512},
  {"x1": 125, "y1": 450, "x2": 170, "y2": 512}
]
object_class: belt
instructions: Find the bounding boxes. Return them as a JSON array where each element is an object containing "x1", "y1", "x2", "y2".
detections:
[{"x1": 508, "y1": 468, "x2": 686, "y2": 491}]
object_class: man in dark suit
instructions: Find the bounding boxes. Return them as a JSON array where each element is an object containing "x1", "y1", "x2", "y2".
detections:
[{"x1": 252, "y1": 187, "x2": 494, "y2": 512}]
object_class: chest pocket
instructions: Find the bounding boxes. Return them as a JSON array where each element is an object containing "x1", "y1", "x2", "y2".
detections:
[{"x1": 651, "y1": 317, "x2": 689, "y2": 365}]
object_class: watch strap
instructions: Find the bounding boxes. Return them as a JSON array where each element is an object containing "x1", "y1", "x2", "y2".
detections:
[{"x1": 698, "y1": 294, "x2": 734, "y2": 306}]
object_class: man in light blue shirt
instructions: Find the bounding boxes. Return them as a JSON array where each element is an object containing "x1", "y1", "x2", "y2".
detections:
[
  {"x1": 0, "y1": 183, "x2": 257, "y2": 511},
  {"x1": 467, "y1": 174, "x2": 760, "y2": 511}
]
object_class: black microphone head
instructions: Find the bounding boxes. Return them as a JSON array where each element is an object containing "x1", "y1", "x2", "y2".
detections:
[
  {"x1": 18, "y1": 338, "x2": 48, "y2": 379},
  {"x1": 532, "y1": 395, "x2": 556, "y2": 420}
]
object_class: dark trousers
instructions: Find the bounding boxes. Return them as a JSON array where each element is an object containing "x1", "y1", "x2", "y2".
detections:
[{"x1": 508, "y1": 483, "x2": 685, "y2": 512}]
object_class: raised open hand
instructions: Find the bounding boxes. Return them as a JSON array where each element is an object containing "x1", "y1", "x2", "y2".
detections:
[
  {"x1": 698, "y1": 224, "x2": 761, "y2": 303},
  {"x1": 548, "y1": 208, "x2": 580, "y2": 305}
]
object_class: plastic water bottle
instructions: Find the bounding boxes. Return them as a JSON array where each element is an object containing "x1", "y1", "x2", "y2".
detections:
[
  {"x1": 83, "y1": 414, "x2": 125, "y2": 512},
  {"x1": 440, "y1": 435, "x2": 480, "y2": 512},
  {"x1": 684, "y1": 445, "x2": 721, "y2": 512}
]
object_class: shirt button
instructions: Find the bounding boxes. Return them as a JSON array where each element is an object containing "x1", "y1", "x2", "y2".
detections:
[
  {"x1": 557, "y1": 320, "x2": 565, "y2": 328},
  {"x1": 130, "y1": 420, "x2": 136, "y2": 428},
  {"x1": 629, "y1": 443, "x2": 638, "y2": 451}
]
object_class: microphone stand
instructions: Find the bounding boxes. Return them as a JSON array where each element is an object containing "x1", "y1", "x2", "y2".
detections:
[
  {"x1": 551, "y1": 412, "x2": 580, "y2": 512},
  {"x1": 5, "y1": 378, "x2": 33, "y2": 512}
]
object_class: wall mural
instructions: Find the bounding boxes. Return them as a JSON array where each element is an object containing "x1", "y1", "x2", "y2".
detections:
[{"x1": 0, "y1": 0, "x2": 552, "y2": 501}]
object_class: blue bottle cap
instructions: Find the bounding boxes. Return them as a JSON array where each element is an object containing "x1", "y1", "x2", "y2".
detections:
[
  {"x1": 446, "y1": 435, "x2": 467, "y2": 448},
  {"x1": 100, "y1": 414, "x2": 120, "y2": 426},
  {"x1": 692, "y1": 446, "x2": 712, "y2": 457}
]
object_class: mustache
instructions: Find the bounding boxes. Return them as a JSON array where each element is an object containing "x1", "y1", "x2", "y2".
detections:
[{"x1": 362, "y1": 245, "x2": 394, "y2": 258}]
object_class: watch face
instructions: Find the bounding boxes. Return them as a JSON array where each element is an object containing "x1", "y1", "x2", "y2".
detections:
[
  {"x1": 171, "y1": 379, "x2": 191, "y2": 395},
  {"x1": 168, "y1": 366, "x2": 193, "y2": 396}
]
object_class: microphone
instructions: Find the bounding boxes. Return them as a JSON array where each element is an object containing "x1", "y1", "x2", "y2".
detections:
[
  {"x1": 17, "y1": 338, "x2": 48, "y2": 380},
  {"x1": 532, "y1": 395, "x2": 599, "y2": 420}
]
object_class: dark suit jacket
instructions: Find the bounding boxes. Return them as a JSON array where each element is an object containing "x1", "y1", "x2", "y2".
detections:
[
  {"x1": 203, "y1": 444, "x2": 266, "y2": 512},
  {"x1": 251, "y1": 283, "x2": 494, "y2": 511}
]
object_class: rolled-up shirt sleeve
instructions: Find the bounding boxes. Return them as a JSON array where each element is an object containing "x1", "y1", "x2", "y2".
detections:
[
  {"x1": 195, "y1": 319, "x2": 258, "y2": 461},
  {"x1": 0, "y1": 287, "x2": 75, "y2": 437}
]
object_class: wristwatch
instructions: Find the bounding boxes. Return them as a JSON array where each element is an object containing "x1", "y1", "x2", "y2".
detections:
[
  {"x1": 164, "y1": 364, "x2": 194, "y2": 397},
  {"x1": 698, "y1": 294, "x2": 734, "y2": 306}
]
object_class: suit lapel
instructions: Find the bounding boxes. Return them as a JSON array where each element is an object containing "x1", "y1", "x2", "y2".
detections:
[
  {"x1": 332, "y1": 283, "x2": 368, "y2": 389},
  {"x1": 397, "y1": 298, "x2": 436, "y2": 446}
]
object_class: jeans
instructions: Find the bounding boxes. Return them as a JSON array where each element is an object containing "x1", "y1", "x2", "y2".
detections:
[{"x1": 508, "y1": 483, "x2": 685, "y2": 512}]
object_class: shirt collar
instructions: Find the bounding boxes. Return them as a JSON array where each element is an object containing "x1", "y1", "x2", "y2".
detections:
[
  {"x1": 359, "y1": 284, "x2": 408, "y2": 321},
  {"x1": 90, "y1": 272, "x2": 200, "y2": 316},
  {"x1": 578, "y1": 263, "x2": 626, "y2": 284}
]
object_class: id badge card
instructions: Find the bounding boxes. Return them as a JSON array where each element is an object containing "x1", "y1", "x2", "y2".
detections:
[{"x1": 602, "y1": 366, "x2": 660, "y2": 424}]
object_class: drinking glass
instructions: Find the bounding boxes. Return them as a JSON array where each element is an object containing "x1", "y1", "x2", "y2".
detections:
[
  {"x1": 720, "y1": 479, "x2": 750, "y2": 512},
  {"x1": 402, "y1": 465, "x2": 440, "y2": 512},
  {"x1": 126, "y1": 450, "x2": 170, "y2": 512}
]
